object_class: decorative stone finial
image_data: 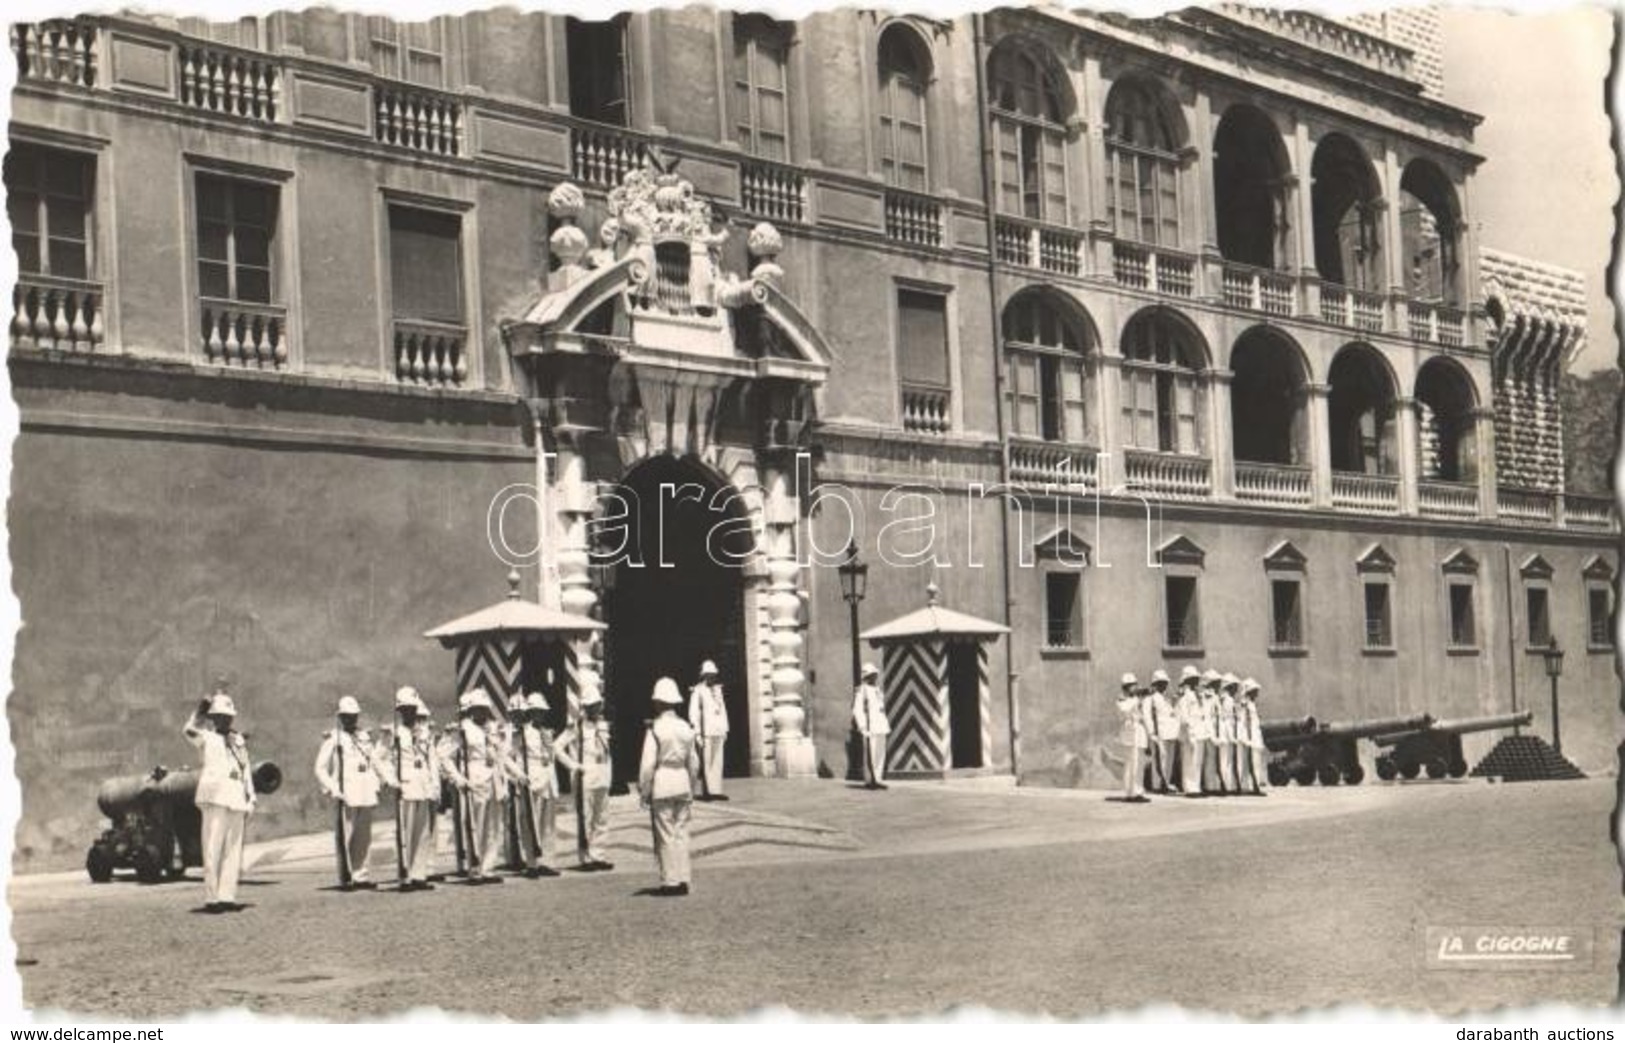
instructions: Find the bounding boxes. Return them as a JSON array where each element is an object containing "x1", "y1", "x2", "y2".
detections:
[
  {"x1": 748, "y1": 221, "x2": 785, "y2": 289},
  {"x1": 550, "y1": 224, "x2": 590, "y2": 267},
  {"x1": 547, "y1": 182, "x2": 584, "y2": 221},
  {"x1": 926, "y1": 581, "x2": 940, "y2": 606},
  {"x1": 507, "y1": 569, "x2": 523, "y2": 600}
]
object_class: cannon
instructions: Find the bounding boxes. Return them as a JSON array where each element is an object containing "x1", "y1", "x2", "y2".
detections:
[
  {"x1": 1372, "y1": 710, "x2": 1534, "y2": 781},
  {"x1": 86, "y1": 762, "x2": 282, "y2": 884},
  {"x1": 1266, "y1": 713, "x2": 1432, "y2": 787}
]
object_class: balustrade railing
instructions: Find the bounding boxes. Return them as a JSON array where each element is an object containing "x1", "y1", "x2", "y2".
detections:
[
  {"x1": 200, "y1": 298, "x2": 288, "y2": 370},
  {"x1": 180, "y1": 41, "x2": 280, "y2": 123},
  {"x1": 1330, "y1": 471, "x2": 1400, "y2": 513},
  {"x1": 1233, "y1": 461, "x2": 1312, "y2": 505},
  {"x1": 375, "y1": 83, "x2": 462, "y2": 156},
  {"x1": 1497, "y1": 485, "x2": 1558, "y2": 525},
  {"x1": 1563, "y1": 493, "x2": 1617, "y2": 532},
  {"x1": 11, "y1": 20, "x2": 99, "y2": 88},
  {"x1": 740, "y1": 158, "x2": 806, "y2": 224},
  {"x1": 994, "y1": 218, "x2": 1031, "y2": 267},
  {"x1": 11, "y1": 275, "x2": 104, "y2": 352},
  {"x1": 1009, "y1": 438, "x2": 1099, "y2": 489},
  {"x1": 1319, "y1": 283, "x2": 1385, "y2": 333},
  {"x1": 884, "y1": 189, "x2": 944, "y2": 249},
  {"x1": 1407, "y1": 300, "x2": 1466, "y2": 347},
  {"x1": 1113, "y1": 242, "x2": 1195, "y2": 297},
  {"x1": 1123, "y1": 450, "x2": 1211, "y2": 500},
  {"x1": 1220, "y1": 262, "x2": 1294, "y2": 317},
  {"x1": 393, "y1": 319, "x2": 468, "y2": 388},
  {"x1": 571, "y1": 124, "x2": 647, "y2": 188},
  {"x1": 900, "y1": 382, "x2": 951, "y2": 434},
  {"x1": 1417, "y1": 479, "x2": 1479, "y2": 518},
  {"x1": 994, "y1": 217, "x2": 1084, "y2": 276}
]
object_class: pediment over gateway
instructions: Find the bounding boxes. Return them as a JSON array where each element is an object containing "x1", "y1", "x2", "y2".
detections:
[{"x1": 500, "y1": 161, "x2": 831, "y2": 387}]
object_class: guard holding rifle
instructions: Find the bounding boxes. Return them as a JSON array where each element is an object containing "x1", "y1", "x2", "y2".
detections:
[
  {"x1": 391, "y1": 686, "x2": 440, "y2": 891},
  {"x1": 556, "y1": 686, "x2": 614, "y2": 871},
  {"x1": 851, "y1": 662, "x2": 890, "y2": 790},
  {"x1": 689, "y1": 659, "x2": 729, "y2": 802},
  {"x1": 314, "y1": 695, "x2": 394, "y2": 891},
  {"x1": 441, "y1": 689, "x2": 519, "y2": 884},
  {"x1": 513, "y1": 691, "x2": 562, "y2": 878},
  {"x1": 183, "y1": 682, "x2": 256, "y2": 914}
]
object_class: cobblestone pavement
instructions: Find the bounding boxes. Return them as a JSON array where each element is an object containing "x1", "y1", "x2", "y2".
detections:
[{"x1": 10, "y1": 776, "x2": 1621, "y2": 1018}]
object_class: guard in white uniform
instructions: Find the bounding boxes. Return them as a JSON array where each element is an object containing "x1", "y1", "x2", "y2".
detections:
[
  {"x1": 1145, "y1": 669, "x2": 1177, "y2": 794},
  {"x1": 1239, "y1": 678, "x2": 1269, "y2": 795},
  {"x1": 1174, "y1": 666, "x2": 1206, "y2": 796},
  {"x1": 688, "y1": 660, "x2": 729, "y2": 801},
  {"x1": 1215, "y1": 674, "x2": 1241, "y2": 795},
  {"x1": 1199, "y1": 670, "x2": 1223, "y2": 793},
  {"x1": 184, "y1": 686, "x2": 256, "y2": 913},
  {"x1": 390, "y1": 686, "x2": 440, "y2": 891},
  {"x1": 556, "y1": 686, "x2": 614, "y2": 870},
  {"x1": 513, "y1": 691, "x2": 562, "y2": 878},
  {"x1": 640, "y1": 677, "x2": 700, "y2": 896},
  {"x1": 851, "y1": 663, "x2": 890, "y2": 789},
  {"x1": 315, "y1": 695, "x2": 394, "y2": 889},
  {"x1": 440, "y1": 689, "x2": 518, "y2": 884},
  {"x1": 1115, "y1": 673, "x2": 1149, "y2": 801}
]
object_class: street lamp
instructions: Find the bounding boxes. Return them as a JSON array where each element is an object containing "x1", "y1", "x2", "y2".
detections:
[
  {"x1": 836, "y1": 538, "x2": 869, "y2": 688},
  {"x1": 1542, "y1": 636, "x2": 1565, "y2": 754}
]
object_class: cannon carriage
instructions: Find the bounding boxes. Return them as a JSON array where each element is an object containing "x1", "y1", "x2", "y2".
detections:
[
  {"x1": 1264, "y1": 713, "x2": 1432, "y2": 787},
  {"x1": 1372, "y1": 711, "x2": 1534, "y2": 780},
  {"x1": 86, "y1": 762, "x2": 282, "y2": 883}
]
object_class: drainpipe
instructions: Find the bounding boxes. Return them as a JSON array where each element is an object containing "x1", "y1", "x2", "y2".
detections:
[{"x1": 973, "y1": 12, "x2": 1021, "y2": 781}]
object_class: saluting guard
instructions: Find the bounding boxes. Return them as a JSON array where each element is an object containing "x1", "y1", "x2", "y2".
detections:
[
  {"x1": 688, "y1": 659, "x2": 729, "y2": 801},
  {"x1": 391, "y1": 686, "x2": 440, "y2": 891},
  {"x1": 514, "y1": 691, "x2": 562, "y2": 877},
  {"x1": 1115, "y1": 673, "x2": 1149, "y2": 802},
  {"x1": 640, "y1": 677, "x2": 700, "y2": 897},
  {"x1": 1174, "y1": 666, "x2": 1206, "y2": 796},
  {"x1": 851, "y1": 663, "x2": 890, "y2": 790},
  {"x1": 1146, "y1": 669, "x2": 1178, "y2": 794},
  {"x1": 556, "y1": 688, "x2": 615, "y2": 871},
  {"x1": 315, "y1": 695, "x2": 395, "y2": 890},
  {"x1": 183, "y1": 684, "x2": 256, "y2": 913},
  {"x1": 440, "y1": 689, "x2": 519, "y2": 883}
]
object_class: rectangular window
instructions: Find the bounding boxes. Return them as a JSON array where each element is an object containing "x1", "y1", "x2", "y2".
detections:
[
  {"x1": 1448, "y1": 582, "x2": 1476, "y2": 648},
  {"x1": 566, "y1": 17, "x2": 629, "y2": 126},
  {"x1": 1108, "y1": 146, "x2": 1179, "y2": 247},
  {"x1": 1164, "y1": 575, "x2": 1200, "y2": 649},
  {"x1": 1526, "y1": 586, "x2": 1552, "y2": 648},
  {"x1": 1364, "y1": 582, "x2": 1392, "y2": 649},
  {"x1": 993, "y1": 117, "x2": 1066, "y2": 223},
  {"x1": 196, "y1": 175, "x2": 276, "y2": 304},
  {"x1": 733, "y1": 19, "x2": 790, "y2": 161},
  {"x1": 388, "y1": 205, "x2": 462, "y2": 323},
  {"x1": 5, "y1": 144, "x2": 94, "y2": 280},
  {"x1": 897, "y1": 288, "x2": 949, "y2": 388},
  {"x1": 1588, "y1": 586, "x2": 1614, "y2": 648},
  {"x1": 366, "y1": 17, "x2": 444, "y2": 86},
  {"x1": 1044, "y1": 572, "x2": 1083, "y2": 649},
  {"x1": 879, "y1": 76, "x2": 927, "y2": 191},
  {"x1": 1270, "y1": 579, "x2": 1302, "y2": 648}
]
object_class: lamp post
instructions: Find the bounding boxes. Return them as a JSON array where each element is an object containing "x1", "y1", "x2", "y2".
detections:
[
  {"x1": 1542, "y1": 636, "x2": 1565, "y2": 754},
  {"x1": 836, "y1": 538, "x2": 869, "y2": 687}
]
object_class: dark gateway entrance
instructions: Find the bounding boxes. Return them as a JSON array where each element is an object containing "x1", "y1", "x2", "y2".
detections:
[{"x1": 598, "y1": 455, "x2": 752, "y2": 789}]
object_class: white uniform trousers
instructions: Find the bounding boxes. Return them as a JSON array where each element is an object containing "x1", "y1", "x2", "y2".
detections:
[
  {"x1": 696, "y1": 737, "x2": 726, "y2": 796},
  {"x1": 339, "y1": 805, "x2": 375, "y2": 882},
  {"x1": 465, "y1": 793, "x2": 505, "y2": 877},
  {"x1": 1251, "y1": 745, "x2": 1270, "y2": 792},
  {"x1": 518, "y1": 791, "x2": 557, "y2": 869},
  {"x1": 1120, "y1": 742, "x2": 1144, "y2": 798},
  {"x1": 1179, "y1": 737, "x2": 1204, "y2": 795},
  {"x1": 1148, "y1": 739, "x2": 1175, "y2": 792},
  {"x1": 581, "y1": 787, "x2": 611, "y2": 864},
  {"x1": 399, "y1": 799, "x2": 436, "y2": 883},
  {"x1": 1202, "y1": 740, "x2": 1222, "y2": 792},
  {"x1": 862, "y1": 736, "x2": 888, "y2": 784},
  {"x1": 1215, "y1": 741, "x2": 1238, "y2": 794},
  {"x1": 200, "y1": 805, "x2": 247, "y2": 905},
  {"x1": 649, "y1": 796, "x2": 693, "y2": 887}
]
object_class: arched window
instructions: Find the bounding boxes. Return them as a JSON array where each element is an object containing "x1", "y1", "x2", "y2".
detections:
[
  {"x1": 1311, "y1": 134, "x2": 1383, "y2": 290},
  {"x1": 1415, "y1": 357, "x2": 1478, "y2": 482},
  {"x1": 1105, "y1": 78, "x2": 1183, "y2": 247},
  {"x1": 1213, "y1": 105, "x2": 1291, "y2": 269},
  {"x1": 733, "y1": 15, "x2": 792, "y2": 160},
  {"x1": 1400, "y1": 159, "x2": 1462, "y2": 305},
  {"x1": 1120, "y1": 310, "x2": 1206, "y2": 454},
  {"x1": 1002, "y1": 291, "x2": 1094, "y2": 444},
  {"x1": 988, "y1": 40, "x2": 1071, "y2": 222},
  {"x1": 1328, "y1": 344, "x2": 1397, "y2": 474},
  {"x1": 878, "y1": 23, "x2": 931, "y2": 191},
  {"x1": 1230, "y1": 328, "x2": 1308, "y2": 466}
]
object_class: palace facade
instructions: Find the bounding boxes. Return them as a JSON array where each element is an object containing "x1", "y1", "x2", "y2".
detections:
[{"x1": 6, "y1": 6, "x2": 1617, "y2": 865}]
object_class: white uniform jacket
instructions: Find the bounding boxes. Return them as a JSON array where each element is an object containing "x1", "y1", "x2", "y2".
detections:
[
  {"x1": 1215, "y1": 693, "x2": 1238, "y2": 744},
  {"x1": 639, "y1": 714, "x2": 700, "y2": 801},
  {"x1": 555, "y1": 721, "x2": 613, "y2": 791},
  {"x1": 1175, "y1": 690, "x2": 1210, "y2": 742},
  {"x1": 1241, "y1": 699, "x2": 1265, "y2": 749},
  {"x1": 391, "y1": 722, "x2": 442, "y2": 803},
  {"x1": 517, "y1": 723, "x2": 560, "y2": 797},
  {"x1": 183, "y1": 713, "x2": 256, "y2": 813},
  {"x1": 314, "y1": 728, "x2": 391, "y2": 807},
  {"x1": 441, "y1": 720, "x2": 520, "y2": 799},
  {"x1": 851, "y1": 685, "x2": 890, "y2": 736},
  {"x1": 1198, "y1": 693, "x2": 1220, "y2": 741},
  {"x1": 688, "y1": 682, "x2": 729, "y2": 739},
  {"x1": 1117, "y1": 695, "x2": 1148, "y2": 748},
  {"x1": 1149, "y1": 690, "x2": 1180, "y2": 742}
]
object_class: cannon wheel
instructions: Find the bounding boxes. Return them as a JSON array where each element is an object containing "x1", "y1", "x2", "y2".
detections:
[
  {"x1": 1292, "y1": 765, "x2": 1316, "y2": 787},
  {"x1": 1398, "y1": 758, "x2": 1421, "y2": 780},
  {"x1": 1424, "y1": 759, "x2": 1447, "y2": 780},
  {"x1": 1316, "y1": 762, "x2": 1341, "y2": 787},
  {"x1": 133, "y1": 844, "x2": 165, "y2": 885},
  {"x1": 1375, "y1": 756, "x2": 1397, "y2": 781},
  {"x1": 1448, "y1": 758, "x2": 1469, "y2": 779},
  {"x1": 1267, "y1": 762, "x2": 1288, "y2": 787},
  {"x1": 1342, "y1": 763, "x2": 1365, "y2": 786},
  {"x1": 85, "y1": 845, "x2": 115, "y2": 884}
]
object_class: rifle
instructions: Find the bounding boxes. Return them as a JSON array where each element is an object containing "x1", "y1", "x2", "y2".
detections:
[
  {"x1": 861, "y1": 686, "x2": 877, "y2": 784},
  {"x1": 694, "y1": 685, "x2": 712, "y2": 800},
  {"x1": 502, "y1": 719, "x2": 522, "y2": 871},
  {"x1": 458, "y1": 724, "x2": 477, "y2": 876},
  {"x1": 392, "y1": 723, "x2": 407, "y2": 888},
  {"x1": 334, "y1": 720, "x2": 352, "y2": 889},
  {"x1": 573, "y1": 710, "x2": 588, "y2": 862},
  {"x1": 444, "y1": 724, "x2": 466, "y2": 876},
  {"x1": 517, "y1": 717, "x2": 538, "y2": 866}
]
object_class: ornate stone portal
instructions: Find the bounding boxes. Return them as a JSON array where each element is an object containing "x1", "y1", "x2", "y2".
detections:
[{"x1": 502, "y1": 157, "x2": 830, "y2": 779}]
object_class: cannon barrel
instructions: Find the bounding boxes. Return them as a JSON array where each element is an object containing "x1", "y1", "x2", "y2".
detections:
[
  {"x1": 96, "y1": 762, "x2": 282, "y2": 820},
  {"x1": 1373, "y1": 710, "x2": 1533, "y2": 748},
  {"x1": 1261, "y1": 716, "x2": 1318, "y2": 742},
  {"x1": 1313, "y1": 713, "x2": 1433, "y2": 741}
]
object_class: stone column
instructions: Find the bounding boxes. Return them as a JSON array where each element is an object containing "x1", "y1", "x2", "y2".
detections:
[
  {"x1": 1290, "y1": 118, "x2": 1321, "y2": 316},
  {"x1": 760, "y1": 457, "x2": 816, "y2": 778},
  {"x1": 552, "y1": 428, "x2": 600, "y2": 709},
  {"x1": 1306, "y1": 382, "x2": 1333, "y2": 507},
  {"x1": 1394, "y1": 395, "x2": 1419, "y2": 515},
  {"x1": 1473, "y1": 406, "x2": 1498, "y2": 521},
  {"x1": 1097, "y1": 354, "x2": 1124, "y2": 491},
  {"x1": 1206, "y1": 368, "x2": 1235, "y2": 500}
]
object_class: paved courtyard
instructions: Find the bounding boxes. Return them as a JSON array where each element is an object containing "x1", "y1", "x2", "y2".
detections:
[{"x1": 10, "y1": 776, "x2": 1621, "y2": 1018}]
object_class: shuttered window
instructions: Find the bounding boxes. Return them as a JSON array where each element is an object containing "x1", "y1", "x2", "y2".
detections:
[
  {"x1": 988, "y1": 44, "x2": 1070, "y2": 223},
  {"x1": 196, "y1": 175, "x2": 276, "y2": 304},
  {"x1": 733, "y1": 16, "x2": 791, "y2": 161},
  {"x1": 388, "y1": 205, "x2": 462, "y2": 322},
  {"x1": 5, "y1": 144, "x2": 94, "y2": 279},
  {"x1": 897, "y1": 289, "x2": 950, "y2": 388},
  {"x1": 878, "y1": 24, "x2": 929, "y2": 191}
]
